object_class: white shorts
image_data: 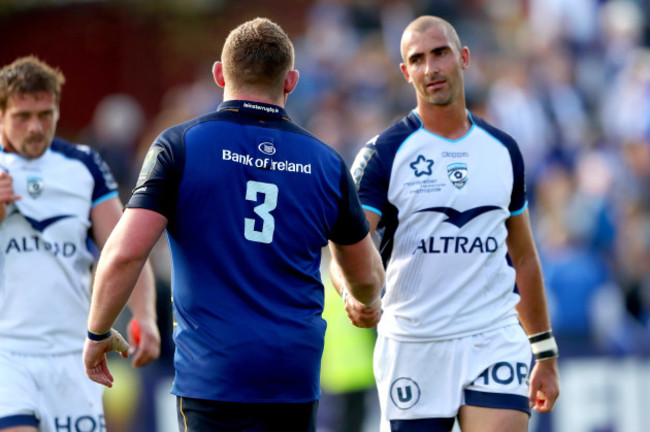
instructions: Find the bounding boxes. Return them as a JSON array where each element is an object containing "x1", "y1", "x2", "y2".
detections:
[
  {"x1": 374, "y1": 324, "x2": 532, "y2": 432},
  {"x1": 0, "y1": 350, "x2": 105, "y2": 432}
]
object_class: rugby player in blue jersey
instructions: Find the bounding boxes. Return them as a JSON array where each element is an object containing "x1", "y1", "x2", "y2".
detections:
[
  {"x1": 82, "y1": 17, "x2": 384, "y2": 432},
  {"x1": 0, "y1": 56, "x2": 160, "y2": 432},
  {"x1": 337, "y1": 15, "x2": 560, "y2": 432}
]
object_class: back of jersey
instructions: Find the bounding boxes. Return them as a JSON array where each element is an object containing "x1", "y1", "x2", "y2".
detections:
[{"x1": 128, "y1": 100, "x2": 367, "y2": 403}]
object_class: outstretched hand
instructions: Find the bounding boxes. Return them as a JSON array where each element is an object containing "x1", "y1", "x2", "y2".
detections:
[{"x1": 83, "y1": 329, "x2": 129, "y2": 388}]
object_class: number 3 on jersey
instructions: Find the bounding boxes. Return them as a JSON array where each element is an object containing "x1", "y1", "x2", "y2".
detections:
[{"x1": 244, "y1": 180, "x2": 278, "y2": 244}]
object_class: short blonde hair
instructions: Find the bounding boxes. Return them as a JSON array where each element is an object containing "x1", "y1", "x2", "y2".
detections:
[{"x1": 221, "y1": 18, "x2": 294, "y2": 97}]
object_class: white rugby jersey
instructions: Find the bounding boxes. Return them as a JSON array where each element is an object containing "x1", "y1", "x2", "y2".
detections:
[
  {"x1": 0, "y1": 138, "x2": 118, "y2": 354},
  {"x1": 352, "y1": 111, "x2": 527, "y2": 341}
]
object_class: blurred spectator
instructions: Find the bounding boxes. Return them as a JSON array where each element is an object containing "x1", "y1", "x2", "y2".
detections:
[
  {"x1": 486, "y1": 57, "x2": 552, "y2": 181},
  {"x1": 600, "y1": 48, "x2": 650, "y2": 148},
  {"x1": 530, "y1": 46, "x2": 593, "y2": 164},
  {"x1": 533, "y1": 160, "x2": 615, "y2": 356},
  {"x1": 528, "y1": 0, "x2": 600, "y2": 50},
  {"x1": 80, "y1": 93, "x2": 145, "y2": 201},
  {"x1": 599, "y1": 0, "x2": 646, "y2": 79},
  {"x1": 379, "y1": 0, "x2": 415, "y2": 64}
]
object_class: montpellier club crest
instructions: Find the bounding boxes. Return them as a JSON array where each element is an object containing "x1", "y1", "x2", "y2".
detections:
[
  {"x1": 27, "y1": 175, "x2": 45, "y2": 198},
  {"x1": 447, "y1": 162, "x2": 468, "y2": 189}
]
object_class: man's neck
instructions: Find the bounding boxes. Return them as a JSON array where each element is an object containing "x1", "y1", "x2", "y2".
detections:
[
  {"x1": 416, "y1": 100, "x2": 471, "y2": 140},
  {"x1": 223, "y1": 89, "x2": 286, "y2": 107}
]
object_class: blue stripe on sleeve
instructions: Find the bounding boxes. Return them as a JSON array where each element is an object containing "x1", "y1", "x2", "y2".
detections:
[
  {"x1": 92, "y1": 190, "x2": 119, "y2": 207},
  {"x1": 362, "y1": 204, "x2": 382, "y2": 217},
  {"x1": 510, "y1": 201, "x2": 528, "y2": 216}
]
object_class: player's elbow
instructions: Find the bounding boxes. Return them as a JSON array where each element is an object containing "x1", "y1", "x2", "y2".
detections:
[{"x1": 100, "y1": 241, "x2": 149, "y2": 273}]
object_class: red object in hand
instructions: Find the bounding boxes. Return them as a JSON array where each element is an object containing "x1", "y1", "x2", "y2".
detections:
[{"x1": 129, "y1": 317, "x2": 141, "y2": 345}]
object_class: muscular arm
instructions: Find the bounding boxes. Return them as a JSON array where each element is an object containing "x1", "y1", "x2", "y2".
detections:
[
  {"x1": 329, "y1": 210, "x2": 384, "y2": 327},
  {"x1": 506, "y1": 208, "x2": 560, "y2": 412},
  {"x1": 88, "y1": 201, "x2": 163, "y2": 368}
]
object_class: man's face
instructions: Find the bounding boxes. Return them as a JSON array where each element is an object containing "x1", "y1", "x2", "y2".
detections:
[
  {"x1": 400, "y1": 24, "x2": 469, "y2": 107},
  {"x1": 0, "y1": 91, "x2": 59, "y2": 159}
]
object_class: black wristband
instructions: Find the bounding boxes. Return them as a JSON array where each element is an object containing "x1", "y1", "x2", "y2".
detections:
[
  {"x1": 87, "y1": 329, "x2": 112, "y2": 342},
  {"x1": 528, "y1": 330, "x2": 553, "y2": 344},
  {"x1": 528, "y1": 330, "x2": 559, "y2": 361}
]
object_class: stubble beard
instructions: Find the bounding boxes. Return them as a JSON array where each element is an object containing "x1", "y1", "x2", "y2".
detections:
[
  {"x1": 18, "y1": 134, "x2": 49, "y2": 159},
  {"x1": 422, "y1": 88, "x2": 453, "y2": 107},
  {"x1": 417, "y1": 78, "x2": 453, "y2": 107}
]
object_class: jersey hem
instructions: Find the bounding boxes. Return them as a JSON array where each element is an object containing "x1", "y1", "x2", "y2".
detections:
[
  {"x1": 377, "y1": 317, "x2": 521, "y2": 342},
  {"x1": 170, "y1": 390, "x2": 320, "y2": 404}
]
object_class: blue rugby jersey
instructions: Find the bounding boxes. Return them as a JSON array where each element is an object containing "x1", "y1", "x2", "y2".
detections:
[
  {"x1": 0, "y1": 139, "x2": 118, "y2": 354},
  {"x1": 351, "y1": 110, "x2": 527, "y2": 342},
  {"x1": 128, "y1": 100, "x2": 369, "y2": 403}
]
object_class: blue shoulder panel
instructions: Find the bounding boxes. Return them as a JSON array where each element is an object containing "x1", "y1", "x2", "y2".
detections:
[
  {"x1": 470, "y1": 116, "x2": 527, "y2": 213},
  {"x1": 50, "y1": 138, "x2": 118, "y2": 206}
]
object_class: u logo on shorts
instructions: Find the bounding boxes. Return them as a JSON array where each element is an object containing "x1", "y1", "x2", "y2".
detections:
[{"x1": 390, "y1": 377, "x2": 421, "y2": 410}]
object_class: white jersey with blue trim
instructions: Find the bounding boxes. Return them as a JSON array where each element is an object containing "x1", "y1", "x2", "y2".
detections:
[
  {"x1": 0, "y1": 138, "x2": 118, "y2": 354},
  {"x1": 352, "y1": 111, "x2": 527, "y2": 341}
]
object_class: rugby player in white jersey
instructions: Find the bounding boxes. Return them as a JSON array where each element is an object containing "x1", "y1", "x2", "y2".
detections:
[
  {"x1": 0, "y1": 56, "x2": 160, "y2": 432},
  {"x1": 333, "y1": 15, "x2": 560, "y2": 432}
]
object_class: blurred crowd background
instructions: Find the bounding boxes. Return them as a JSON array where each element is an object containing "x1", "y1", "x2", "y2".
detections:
[{"x1": 2, "y1": 0, "x2": 650, "y2": 431}]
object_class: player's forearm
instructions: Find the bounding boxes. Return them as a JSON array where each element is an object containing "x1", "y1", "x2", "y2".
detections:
[
  {"x1": 88, "y1": 252, "x2": 148, "y2": 334},
  {"x1": 329, "y1": 236, "x2": 384, "y2": 307},
  {"x1": 506, "y1": 211, "x2": 552, "y2": 334},
  {"x1": 346, "y1": 262, "x2": 383, "y2": 307},
  {"x1": 513, "y1": 253, "x2": 552, "y2": 335},
  {"x1": 328, "y1": 251, "x2": 346, "y2": 297},
  {"x1": 126, "y1": 260, "x2": 157, "y2": 324}
]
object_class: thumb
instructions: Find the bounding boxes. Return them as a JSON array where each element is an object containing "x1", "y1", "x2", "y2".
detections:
[{"x1": 103, "y1": 329, "x2": 130, "y2": 354}]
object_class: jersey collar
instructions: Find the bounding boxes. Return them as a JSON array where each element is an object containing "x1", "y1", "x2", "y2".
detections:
[{"x1": 218, "y1": 100, "x2": 290, "y2": 121}]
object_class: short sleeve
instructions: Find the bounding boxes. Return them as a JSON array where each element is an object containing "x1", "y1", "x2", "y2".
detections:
[
  {"x1": 126, "y1": 127, "x2": 185, "y2": 220},
  {"x1": 329, "y1": 157, "x2": 369, "y2": 245}
]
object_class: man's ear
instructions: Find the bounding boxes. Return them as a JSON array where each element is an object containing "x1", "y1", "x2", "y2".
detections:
[
  {"x1": 284, "y1": 69, "x2": 299, "y2": 95},
  {"x1": 461, "y1": 46, "x2": 470, "y2": 71},
  {"x1": 213, "y1": 61, "x2": 226, "y2": 88},
  {"x1": 400, "y1": 63, "x2": 412, "y2": 83}
]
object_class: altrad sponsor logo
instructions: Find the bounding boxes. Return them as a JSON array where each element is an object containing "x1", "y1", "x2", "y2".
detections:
[
  {"x1": 412, "y1": 205, "x2": 502, "y2": 255},
  {"x1": 5, "y1": 236, "x2": 77, "y2": 257},
  {"x1": 5, "y1": 214, "x2": 78, "y2": 257},
  {"x1": 412, "y1": 236, "x2": 498, "y2": 254}
]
